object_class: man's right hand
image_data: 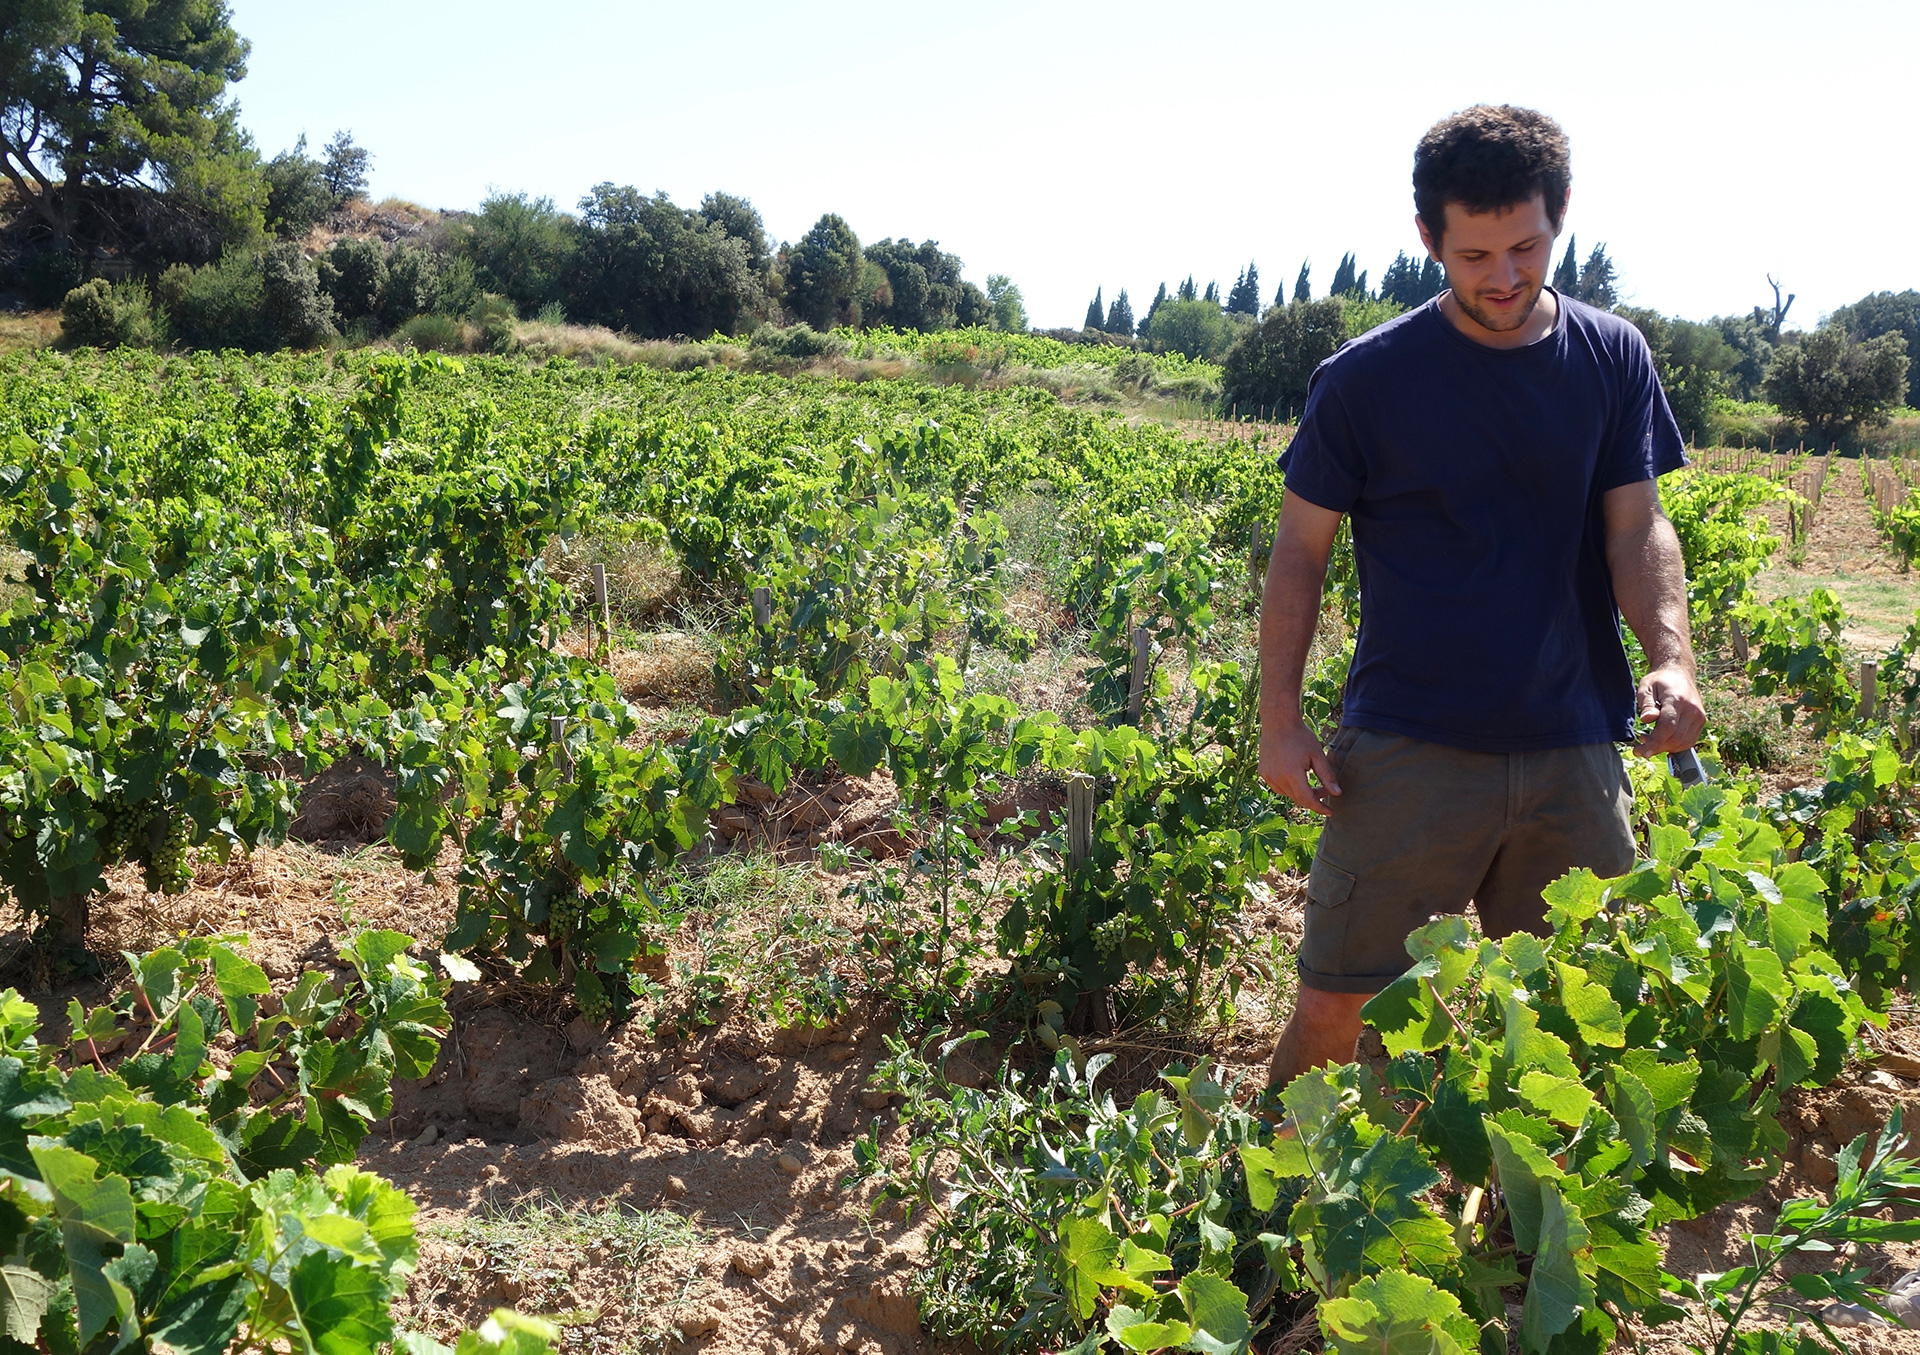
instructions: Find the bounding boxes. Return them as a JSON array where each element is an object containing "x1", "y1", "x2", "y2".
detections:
[{"x1": 1260, "y1": 717, "x2": 1341, "y2": 814}]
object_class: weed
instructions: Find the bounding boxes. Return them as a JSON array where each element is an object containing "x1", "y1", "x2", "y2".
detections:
[
  {"x1": 439, "y1": 1191, "x2": 697, "y2": 1319},
  {"x1": 664, "y1": 851, "x2": 849, "y2": 1028}
]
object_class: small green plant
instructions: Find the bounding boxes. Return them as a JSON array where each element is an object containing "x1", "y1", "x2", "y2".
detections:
[
  {"x1": 1665, "y1": 1109, "x2": 1920, "y2": 1355},
  {"x1": 441, "y1": 1192, "x2": 696, "y2": 1320}
]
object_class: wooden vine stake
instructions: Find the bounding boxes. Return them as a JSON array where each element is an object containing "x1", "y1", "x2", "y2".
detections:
[
  {"x1": 550, "y1": 715, "x2": 573, "y2": 782},
  {"x1": 750, "y1": 586, "x2": 772, "y2": 630},
  {"x1": 1127, "y1": 626, "x2": 1151, "y2": 725},
  {"x1": 1248, "y1": 521, "x2": 1268, "y2": 598},
  {"x1": 1728, "y1": 619, "x2": 1749, "y2": 664},
  {"x1": 1066, "y1": 773, "x2": 1094, "y2": 869},
  {"x1": 1862, "y1": 661, "x2": 1878, "y2": 721},
  {"x1": 591, "y1": 563, "x2": 611, "y2": 653}
]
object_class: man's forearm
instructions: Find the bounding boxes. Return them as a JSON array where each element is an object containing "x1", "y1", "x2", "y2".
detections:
[
  {"x1": 1259, "y1": 539, "x2": 1331, "y2": 727},
  {"x1": 1608, "y1": 513, "x2": 1694, "y2": 673}
]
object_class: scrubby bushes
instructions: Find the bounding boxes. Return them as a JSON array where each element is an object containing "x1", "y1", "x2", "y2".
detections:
[
  {"x1": 59, "y1": 279, "x2": 160, "y2": 349},
  {"x1": 155, "y1": 244, "x2": 335, "y2": 351}
]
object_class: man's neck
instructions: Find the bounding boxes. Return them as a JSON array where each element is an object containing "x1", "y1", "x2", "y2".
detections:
[{"x1": 1438, "y1": 286, "x2": 1559, "y2": 350}]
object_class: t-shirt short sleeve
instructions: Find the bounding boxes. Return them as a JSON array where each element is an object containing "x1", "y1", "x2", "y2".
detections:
[
  {"x1": 1596, "y1": 327, "x2": 1689, "y2": 492},
  {"x1": 1278, "y1": 365, "x2": 1365, "y2": 512}
]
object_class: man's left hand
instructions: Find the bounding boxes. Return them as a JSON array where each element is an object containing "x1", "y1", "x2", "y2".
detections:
[{"x1": 1632, "y1": 665, "x2": 1706, "y2": 757}]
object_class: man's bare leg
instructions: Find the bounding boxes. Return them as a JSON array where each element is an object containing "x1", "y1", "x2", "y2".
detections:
[{"x1": 1268, "y1": 987, "x2": 1373, "y2": 1091}]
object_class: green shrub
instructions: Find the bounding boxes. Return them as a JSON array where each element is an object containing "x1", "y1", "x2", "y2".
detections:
[
  {"x1": 317, "y1": 238, "x2": 389, "y2": 324},
  {"x1": 749, "y1": 322, "x2": 845, "y2": 360},
  {"x1": 157, "y1": 245, "x2": 335, "y2": 351},
  {"x1": 380, "y1": 244, "x2": 442, "y2": 329},
  {"x1": 59, "y1": 278, "x2": 159, "y2": 349},
  {"x1": 259, "y1": 241, "x2": 336, "y2": 348},
  {"x1": 1219, "y1": 297, "x2": 1348, "y2": 417},
  {"x1": 1140, "y1": 298, "x2": 1243, "y2": 361},
  {"x1": 157, "y1": 253, "x2": 263, "y2": 349},
  {"x1": 396, "y1": 312, "x2": 467, "y2": 352}
]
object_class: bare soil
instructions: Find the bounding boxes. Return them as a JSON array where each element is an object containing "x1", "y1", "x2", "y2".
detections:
[{"x1": 19, "y1": 463, "x2": 1920, "y2": 1354}]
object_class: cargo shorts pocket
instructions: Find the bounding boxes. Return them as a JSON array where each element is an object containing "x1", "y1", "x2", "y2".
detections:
[{"x1": 1299, "y1": 855, "x2": 1356, "y2": 981}]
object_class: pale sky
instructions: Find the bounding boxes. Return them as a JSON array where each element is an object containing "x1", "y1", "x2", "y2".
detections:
[{"x1": 227, "y1": 0, "x2": 1917, "y2": 332}]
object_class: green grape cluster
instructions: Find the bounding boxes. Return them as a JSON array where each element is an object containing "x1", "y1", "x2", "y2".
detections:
[
  {"x1": 144, "y1": 812, "x2": 193, "y2": 894},
  {"x1": 545, "y1": 888, "x2": 580, "y2": 941},
  {"x1": 95, "y1": 791, "x2": 194, "y2": 893}
]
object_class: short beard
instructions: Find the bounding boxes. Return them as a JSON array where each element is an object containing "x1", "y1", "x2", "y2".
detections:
[{"x1": 1446, "y1": 275, "x2": 1542, "y2": 334}]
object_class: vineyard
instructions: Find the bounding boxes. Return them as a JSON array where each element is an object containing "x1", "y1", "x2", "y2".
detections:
[{"x1": 3, "y1": 343, "x2": 1920, "y2": 1355}]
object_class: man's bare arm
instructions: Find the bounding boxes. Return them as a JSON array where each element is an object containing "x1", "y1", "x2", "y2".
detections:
[
  {"x1": 1603, "y1": 479, "x2": 1706, "y2": 756},
  {"x1": 1258, "y1": 493, "x2": 1345, "y2": 812}
]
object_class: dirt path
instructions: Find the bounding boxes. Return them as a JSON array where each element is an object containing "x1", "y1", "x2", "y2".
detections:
[{"x1": 1756, "y1": 460, "x2": 1920, "y2": 651}]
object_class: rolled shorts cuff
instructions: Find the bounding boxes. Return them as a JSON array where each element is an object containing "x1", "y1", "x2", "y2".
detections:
[{"x1": 1295, "y1": 959, "x2": 1408, "y2": 995}]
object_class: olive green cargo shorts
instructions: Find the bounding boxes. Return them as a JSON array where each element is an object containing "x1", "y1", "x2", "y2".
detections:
[{"x1": 1297, "y1": 726, "x2": 1635, "y2": 994}]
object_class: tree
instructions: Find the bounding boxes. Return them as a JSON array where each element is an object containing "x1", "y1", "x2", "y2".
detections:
[
  {"x1": 1141, "y1": 298, "x2": 1241, "y2": 360},
  {"x1": 1293, "y1": 261, "x2": 1310, "y2": 303},
  {"x1": 864, "y1": 238, "x2": 968, "y2": 331},
  {"x1": 567, "y1": 183, "x2": 764, "y2": 337},
  {"x1": 1617, "y1": 306, "x2": 1738, "y2": 445},
  {"x1": 986, "y1": 274, "x2": 1026, "y2": 332},
  {"x1": 1084, "y1": 287, "x2": 1104, "y2": 331},
  {"x1": 698, "y1": 191, "x2": 768, "y2": 270},
  {"x1": 1105, "y1": 288, "x2": 1134, "y2": 336},
  {"x1": 1226, "y1": 262, "x2": 1260, "y2": 316},
  {"x1": 784, "y1": 212, "x2": 864, "y2": 330},
  {"x1": 321, "y1": 130, "x2": 369, "y2": 205},
  {"x1": 1712, "y1": 312, "x2": 1775, "y2": 401},
  {"x1": 1378, "y1": 252, "x2": 1431, "y2": 308},
  {"x1": 1142, "y1": 281, "x2": 1168, "y2": 332},
  {"x1": 1329, "y1": 253, "x2": 1366, "y2": 298},
  {"x1": 1202, "y1": 280, "x2": 1219, "y2": 304},
  {"x1": 1764, "y1": 328, "x2": 1909, "y2": 445},
  {"x1": 0, "y1": 0, "x2": 260, "y2": 257},
  {"x1": 1552, "y1": 236, "x2": 1579, "y2": 293},
  {"x1": 1178, "y1": 275, "x2": 1197, "y2": 302},
  {"x1": 1220, "y1": 297, "x2": 1348, "y2": 415},
  {"x1": 262, "y1": 134, "x2": 330, "y2": 238},
  {"x1": 316, "y1": 237, "x2": 387, "y2": 326},
  {"x1": 451, "y1": 192, "x2": 576, "y2": 317},
  {"x1": 1417, "y1": 258, "x2": 1444, "y2": 302},
  {"x1": 1827, "y1": 289, "x2": 1920, "y2": 398},
  {"x1": 954, "y1": 280, "x2": 990, "y2": 327},
  {"x1": 1574, "y1": 242, "x2": 1618, "y2": 308}
]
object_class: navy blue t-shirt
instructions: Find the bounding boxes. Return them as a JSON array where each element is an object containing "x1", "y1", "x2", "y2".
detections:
[{"x1": 1279, "y1": 290, "x2": 1687, "y2": 753}]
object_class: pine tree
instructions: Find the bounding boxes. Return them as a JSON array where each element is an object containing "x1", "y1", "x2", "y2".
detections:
[
  {"x1": 1084, "y1": 287, "x2": 1104, "y2": 331},
  {"x1": 1553, "y1": 236, "x2": 1579, "y2": 294},
  {"x1": 1416, "y1": 258, "x2": 1444, "y2": 302},
  {"x1": 1329, "y1": 253, "x2": 1358, "y2": 298},
  {"x1": 1106, "y1": 288, "x2": 1135, "y2": 335},
  {"x1": 1293, "y1": 261, "x2": 1311, "y2": 303},
  {"x1": 1575, "y1": 243, "x2": 1618, "y2": 309},
  {"x1": 1226, "y1": 262, "x2": 1260, "y2": 316},
  {"x1": 1178, "y1": 275, "x2": 1197, "y2": 302},
  {"x1": 1203, "y1": 280, "x2": 1219, "y2": 304}
]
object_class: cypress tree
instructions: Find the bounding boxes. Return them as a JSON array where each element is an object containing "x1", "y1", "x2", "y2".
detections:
[
  {"x1": 1379, "y1": 252, "x2": 1417, "y2": 307},
  {"x1": 1202, "y1": 280, "x2": 1219, "y2": 304},
  {"x1": 1329, "y1": 253, "x2": 1357, "y2": 298},
  {"x1": 1178, "y1": 275, "x2": 1197, "y2": 302},
  {"x1": 1143, "y1": 281, "x2": 1168, "y2": 330},
  {"x1": 1084, "y1": 287, "x2": 1104, "y2": 331},
  {"x1": 1293, "y1": 261, "x2": 1311, "y2": 303},
  {"x1": 1417, "y1": 257, "x2": 1444, "y2": 302},
  {"x1": 1226, "y1": 262, "x2": 1260, "y2": 315},
  {"x1": 1553, "y1": 237, "x2": 1579, "y2": 294},
  {"x1": 1576, "y1": 243, "x2": 1618, "y2": 308},
  {"x1": 1106, "y1": 288, "x2": 1135, "y2": 335}
]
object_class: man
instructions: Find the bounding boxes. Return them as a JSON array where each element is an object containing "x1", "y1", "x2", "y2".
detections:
[{"x1": 1258, "y1": 104, "x2": 1705, "y2": 1090}]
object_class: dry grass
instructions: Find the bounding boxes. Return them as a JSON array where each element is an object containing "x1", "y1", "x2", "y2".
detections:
[
  {"x1": 0, "y1": 309, "x2": 60, "y2": 352},
  {"x1": 546, "y1": 530, "x2": 684, "y2": 627}
]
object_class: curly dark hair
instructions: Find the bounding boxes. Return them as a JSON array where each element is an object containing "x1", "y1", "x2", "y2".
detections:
[{"x1": 1413, "y1": 105, "x2": 1570, "y2": 243}]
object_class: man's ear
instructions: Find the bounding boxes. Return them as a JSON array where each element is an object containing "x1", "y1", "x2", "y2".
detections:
[{"x1": 1414, "y1": 212, "x2": 1439, "y2": 261}]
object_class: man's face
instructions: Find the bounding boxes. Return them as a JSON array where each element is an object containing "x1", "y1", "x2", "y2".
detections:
[{"x1": 1416, "y1": 195, "x2": 1561, "y2": 334}]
